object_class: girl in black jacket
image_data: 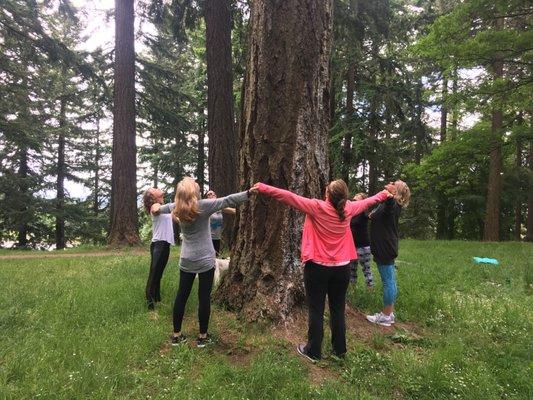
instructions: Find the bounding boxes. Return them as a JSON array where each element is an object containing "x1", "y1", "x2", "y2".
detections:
[{"x1": 366, "y1": 180, "x2": 410, "y2": 327}]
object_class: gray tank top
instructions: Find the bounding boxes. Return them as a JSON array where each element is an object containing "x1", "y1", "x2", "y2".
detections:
[{"x1": 151, "y1": 213, "x2": 175, "y2": 245}]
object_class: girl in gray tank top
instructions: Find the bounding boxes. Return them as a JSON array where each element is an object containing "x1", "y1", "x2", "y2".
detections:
[
  {"x1": 155, "y1": 177, "x2": 257, "y2": 347},
  {"x1": 143, "y1": 187, "x2": 174, "y2": 310}
]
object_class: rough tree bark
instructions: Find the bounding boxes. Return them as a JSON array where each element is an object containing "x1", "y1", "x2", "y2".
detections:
[
  {"x1": 108, "y1": 0, "x2": 140, "y2": 246},
  {"x1": 205, "y1": 0, "x2": 237, "y2": 247},
  {"x1": 205, "y1": 0, "x2": 236, "y2": 195},
  {"x1": 341, "y1": 64, "x2": 355, "y2": 184},
  {"x1": 483, "y1": 16, "x2": 504, "y2": 242},
  {"x1": 216, "y1": 0, "x2": 332, "y2": 322}
]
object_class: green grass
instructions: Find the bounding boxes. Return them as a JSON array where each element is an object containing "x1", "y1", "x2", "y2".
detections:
[
  {"x1": 0, "y1": 244, "x2": 150, "y2": 256},
  {"x1": 0, "y1": 241, "x2": 531, "y2": 399}
]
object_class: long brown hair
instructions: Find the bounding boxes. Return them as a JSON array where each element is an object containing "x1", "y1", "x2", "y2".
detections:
[
  {"x1": 143, "y1": 188, "x2": 157, "y2": 214},
  {"x1": 327, "y1": 179, "x2": 348, "y2": 221},
  {"x1": 173, "y1": 177, "x2": 200, "y2": 223}
]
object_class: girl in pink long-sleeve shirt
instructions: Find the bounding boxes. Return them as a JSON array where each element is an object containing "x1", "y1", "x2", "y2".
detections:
[{"x1": 254, "y1": 180, "x2": 391, "y2": 361}]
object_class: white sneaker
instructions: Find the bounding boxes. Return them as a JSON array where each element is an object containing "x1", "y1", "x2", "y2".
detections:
[{"x1": 366, "y1": 312, "x2": 394, "y2": 327}]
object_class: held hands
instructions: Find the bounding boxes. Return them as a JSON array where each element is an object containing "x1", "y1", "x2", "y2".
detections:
[
  {"x1": 381, "y1": 189, "x2": 394, "y2": 198},
  {"x1": 248, "y1": 183, "x2": 261, "y2": 194}
]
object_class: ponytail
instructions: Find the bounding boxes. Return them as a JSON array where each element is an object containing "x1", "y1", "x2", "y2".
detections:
[
  {"x1": 326, "y1": 179, "x2": 348, "y2": 221},
  {"x1": 334, "y1": 198, "x2": 347, "y2": 221}
]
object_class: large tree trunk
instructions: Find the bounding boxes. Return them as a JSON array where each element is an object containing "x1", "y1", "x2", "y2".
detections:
[
  {"x1": 205, "y1": 0, "x2": 237, "y2": 249},
  {"x1": 216, "y1": 0, "x2": 332, "y2": 322},
  {"x1": 205, "y1": 0, "x2": 236, "y2": 197},
  {"x1": 55, "y1": 89, "x2": 67, "y2": 250},
  {"x1": 341, "y1": 64, "x2": 355, "y2": 184},
  {"x1": 483, "y1": 113, "x2": 503, "y2": 241},
  {"x1": 483, "y1": 17, "x2": 504, "y2": 242},
  {"x1": 108, "y1": 0, "x2": 140, "y2": 246}
]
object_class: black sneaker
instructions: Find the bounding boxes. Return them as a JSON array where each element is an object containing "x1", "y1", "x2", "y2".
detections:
[
  {"x1": 196, "y1": 334, "x2": 213, "y2": 348},
  {"x1": 296, "y1": 343, "x2": 318, "y2": 363},
  {"x1": 171, "y1": 334, "x2": 187, "y2": 346}
]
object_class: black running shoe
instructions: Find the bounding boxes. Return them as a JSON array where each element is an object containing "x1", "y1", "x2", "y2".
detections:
[
  {"x1": 196, "y1": 334, "x2": 213, "y2": 348},
  {"x1": 171, "y1": 334, "x2": 187, "y2": 346}
]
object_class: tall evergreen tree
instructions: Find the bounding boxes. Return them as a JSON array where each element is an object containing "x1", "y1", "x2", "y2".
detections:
[
  {"x1": 216, "y1": 0, "x2": 333, "y2": 321},
  {"x1": 108, "y1": 0, "x2": 140, "y2": 246}
]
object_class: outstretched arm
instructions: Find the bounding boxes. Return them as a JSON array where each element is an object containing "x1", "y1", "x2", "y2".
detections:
[
  {"x1": 368, "y1": 197, "x2": 395, "y2": 219},
  {"x1": 203, "y1": 191, "x2": 251, "y2": 215},
  {"x1": 152, "y1": 202, "x2": 175, "y2": 215},
  {"x1": 346, "y1": 190, "x2": 390, "y2": 216},
  {"x1": 255, "y1": 183, "x2": 320, "y2": 214}
]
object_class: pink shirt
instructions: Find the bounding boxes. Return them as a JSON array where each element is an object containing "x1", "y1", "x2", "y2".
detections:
[{"x1": 257, "y1": 183, "x2": 388, "y2": 265}]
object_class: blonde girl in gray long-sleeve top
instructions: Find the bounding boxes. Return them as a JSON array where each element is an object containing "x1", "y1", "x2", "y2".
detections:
[{"x1": 155, "y1": 177, "x2": 256, "y2": 347}]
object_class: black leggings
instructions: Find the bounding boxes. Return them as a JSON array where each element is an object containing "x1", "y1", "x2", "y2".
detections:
[
  {"x1": 304, "y1": 261, "x2": 351, "y2": 359},
  {"x1": 146, "y1": 241, "x2": 170, "y2": 309},
  {"x1": 172, "y1": 267, "x2": 215, "y2": 334},
  {"x1": 212, "y1": 239, "x2": 221, "y2": 256}
]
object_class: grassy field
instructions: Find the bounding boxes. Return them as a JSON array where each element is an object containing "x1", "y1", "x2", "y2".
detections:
[{"x1": 0, "y1": 240, "x2": 531, "y2": 399}]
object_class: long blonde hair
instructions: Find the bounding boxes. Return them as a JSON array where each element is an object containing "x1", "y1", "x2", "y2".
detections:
[
  {"x1": 394, "y1": 180, "x2": 411, "y2": 207},
  {"x1": 173, "y1": 177, "x2": 200, "y2": 223}
]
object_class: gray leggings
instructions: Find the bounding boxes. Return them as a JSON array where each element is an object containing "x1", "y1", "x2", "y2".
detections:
[{"x1": 350, "y1": 246, "x2": 374, "y2": 287}]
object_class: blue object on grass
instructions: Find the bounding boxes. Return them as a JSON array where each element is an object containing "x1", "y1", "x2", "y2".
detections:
[{"x1": 473, "y1": 257, "x2": 499, "y2": 265}]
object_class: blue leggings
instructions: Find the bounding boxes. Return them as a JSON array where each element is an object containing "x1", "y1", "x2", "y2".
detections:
[{"x1": 377, "y1": 264, "x2": 397, "y2": 306}]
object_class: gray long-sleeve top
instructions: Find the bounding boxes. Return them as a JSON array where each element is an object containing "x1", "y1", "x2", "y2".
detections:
[{"x1": 159, "y1": 191, "x2": 249, "y2": 273}]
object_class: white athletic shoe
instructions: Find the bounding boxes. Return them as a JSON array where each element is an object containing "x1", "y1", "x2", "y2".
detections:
[{"x1": 366, "y1": 312, "x2": 394, "y2": 327}]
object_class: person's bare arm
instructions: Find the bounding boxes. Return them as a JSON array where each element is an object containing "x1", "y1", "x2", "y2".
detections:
[
  {"x1": 150, "y1": 203, "x2": 161, "y2": 215},
  {"x1": 152, "y1": 202, "x2": 175, "y2": 215}
]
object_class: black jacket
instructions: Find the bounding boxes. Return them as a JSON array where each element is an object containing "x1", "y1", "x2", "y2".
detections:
[
  {"x1": 369, "y1": 198, "x2": 402, "y2": 265},
  {"x1": 350, "y1": 212, "x2": 370, "y2": 248}
]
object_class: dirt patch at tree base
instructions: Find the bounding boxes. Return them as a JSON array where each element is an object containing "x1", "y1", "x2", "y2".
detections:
[{"x1": 157, "y1": 303, "x2": 425, "y2": 387}]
